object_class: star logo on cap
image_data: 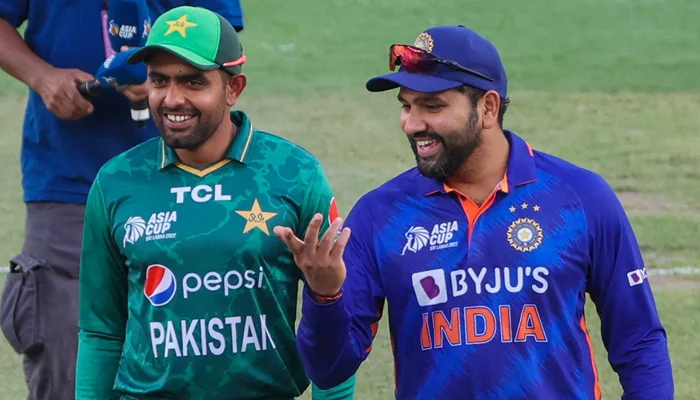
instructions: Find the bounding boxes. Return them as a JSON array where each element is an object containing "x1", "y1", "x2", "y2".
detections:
[
  {"x1": 413, "y1": 32, "x2": 434, "y2": 52},
  {"x1": 165, "y1": 14, "x2": 198, "y2": 38}
]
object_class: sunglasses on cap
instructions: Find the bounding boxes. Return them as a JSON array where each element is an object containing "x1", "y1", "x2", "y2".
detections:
[{"x1": 389, "y1": 44, "x2": 494, "y2": 82}]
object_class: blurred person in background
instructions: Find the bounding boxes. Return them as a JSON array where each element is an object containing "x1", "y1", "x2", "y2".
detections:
[{"x1": 0, "y1": 1, "x2": 243, "y2": 399}]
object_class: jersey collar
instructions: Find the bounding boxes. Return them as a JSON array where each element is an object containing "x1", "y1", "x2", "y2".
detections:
[
  {"x1": 419, "y1": 129, "x2": 538, "y2": 196},
  {"x1": 158, "y1": 110, "x2": 256, "y2": 170}
]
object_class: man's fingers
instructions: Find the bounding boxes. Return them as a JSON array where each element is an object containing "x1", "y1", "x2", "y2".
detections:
[
  {"x1": 318, "y1": 217, "x2": 344, "y2": 255},
  {"x1": 66, "y1": 70, "x2": 95, "y2": 116},
  {"x1": 121, "y1": 87, "x2": 149, "y2": 102},
  {"x1": 69, "y1": 69, "x2": 94, "y2": 84},
  {"x1": 69, "y1": 90, "x2": 95, "y2": 116},
  {"x1": 330, "y1": 227, "x2": 351, "y2": 260},
  {"x1": 303, "y1": 214, "x2": 323, "y2": 251},
  {"x1": 273, "y1": 226, "x2": 305, "y2": 255}
]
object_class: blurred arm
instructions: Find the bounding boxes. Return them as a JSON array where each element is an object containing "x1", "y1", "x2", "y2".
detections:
[
  {"x1": 0, "y1": 7, "x2": 94, "y2": 119},
  {"x1": 0, "y1": 18, "x2": 52, "y2": 91}
]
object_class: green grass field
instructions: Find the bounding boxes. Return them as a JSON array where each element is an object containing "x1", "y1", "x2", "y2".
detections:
[{"x1": 1, "y1": 0, "x2": 699, "y2": 398}]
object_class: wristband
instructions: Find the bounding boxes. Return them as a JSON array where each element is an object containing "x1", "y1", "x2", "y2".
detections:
[{"x1": 310, "y1": 288, "x2": 343, "y2": 303}]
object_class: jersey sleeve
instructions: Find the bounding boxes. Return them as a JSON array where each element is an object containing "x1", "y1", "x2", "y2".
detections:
[
  {"x1": 581, "y1": 175, "x2": 674, "y2": 399},
  {"x1": 297, "y1": 195, "x2": 385, "y2": 390},
  {"x1": 75, "y1": 177, "x2": 129, "y2": 400},
  {"x1": 187, "y1": 0, "x2": 243, "y2": 31},
  {"x1": 0, "y1": 0, "x2": 29, "y2": 28},
  {"x1": 298, "y1": 161, "x2": 340, "y2": 243}
]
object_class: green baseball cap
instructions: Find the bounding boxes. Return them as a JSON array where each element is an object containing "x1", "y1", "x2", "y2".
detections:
[{"x1": 128, "y1": 6, "x2": 245, "y2": 74}]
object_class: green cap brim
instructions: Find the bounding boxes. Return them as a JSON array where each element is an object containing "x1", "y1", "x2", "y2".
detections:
[{"x1": 128, "y1": 44, "x2": 218, "y2": 70}]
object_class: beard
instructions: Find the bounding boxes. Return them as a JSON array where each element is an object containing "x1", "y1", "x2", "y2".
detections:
[
  {"x1": 409, "y1": 110, "x2": 482, "y2": 180},
  {"x1": 154, "y1": 103, "x2": 227, "y2": 151}
]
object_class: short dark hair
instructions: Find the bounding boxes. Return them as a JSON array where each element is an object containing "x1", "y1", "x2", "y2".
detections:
[
  {"x1": 219, "y1": 70, "x2": 231, "y2": 89},
  {"x1": 456, "y1": 85, "x2": 509, "y2": 127}
]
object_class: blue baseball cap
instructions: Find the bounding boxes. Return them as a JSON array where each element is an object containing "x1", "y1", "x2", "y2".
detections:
[{"x1": 366, "y1": 25, "x2": 508, "y2": 98}]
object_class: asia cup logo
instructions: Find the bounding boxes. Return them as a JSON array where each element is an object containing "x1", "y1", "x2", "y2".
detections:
[
  {"x1": 123, "y1": 216, "x2": 146, "y2": 247},
  {"x1": 143, "y1": 18, "x2": 151, "y2": 38},
  {"x1": 144, "y1": 264, "x2": 177, "y2": 307},
  {"x1": 109, "y1": 20, "x2": 120, "y2": 36},
  {"x1": 401, "y1": 226, "x2": 430, "y2": 255}
]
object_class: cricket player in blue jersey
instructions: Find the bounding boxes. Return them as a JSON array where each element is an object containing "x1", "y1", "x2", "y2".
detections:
[{"x1": 274, "y1": 25, "x2": 675, "y2": 399}]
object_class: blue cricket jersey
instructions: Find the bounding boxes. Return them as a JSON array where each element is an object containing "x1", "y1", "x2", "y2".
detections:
[
  {"x1": 297, "y1": 130, "x2": 674, "y2": 400},
  {"x1": 0, "y1": 0, "x2": 243, "y2": 204}
]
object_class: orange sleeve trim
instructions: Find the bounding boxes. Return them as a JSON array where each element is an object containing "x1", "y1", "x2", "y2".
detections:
[{"x1": 580, "y1": 316, "x2": 603, "y2": 400}]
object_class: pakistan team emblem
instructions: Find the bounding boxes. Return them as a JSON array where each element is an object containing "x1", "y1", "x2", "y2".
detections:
[
  {"x1": 123, "y1": 216, "x2": 147, "y2": 247},
  {"x1": 507, "y1": 218, "x2": 543, "y2": 252},
  {"x1": 235, "y1": 198, "x2": 278, "y2": 235}
]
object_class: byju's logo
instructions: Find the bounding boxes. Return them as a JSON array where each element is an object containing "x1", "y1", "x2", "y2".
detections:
[
  {"x1": 411, "y1": 269, "x2": 448, "y2": 306},
  {"x1": 627, "y1": 267, "x2": 648, "y2": 287}
]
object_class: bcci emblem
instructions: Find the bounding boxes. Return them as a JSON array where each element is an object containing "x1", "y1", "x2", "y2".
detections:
[
  {"x1": 507, "y1": 218, "x2": 543, "y2": 252},
  {"x1": 413, "y1": 32, "x2": 434, "y2": 52}
]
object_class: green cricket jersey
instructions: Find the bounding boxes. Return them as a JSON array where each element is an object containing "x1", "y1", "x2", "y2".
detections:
[{"x1": 76, "y1": 111, "x2": 351, "y2": 400}]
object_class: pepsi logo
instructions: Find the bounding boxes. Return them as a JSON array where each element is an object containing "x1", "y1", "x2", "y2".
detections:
[{"x1": 144, "y1": 264, "x2": 177, "y2": 306}]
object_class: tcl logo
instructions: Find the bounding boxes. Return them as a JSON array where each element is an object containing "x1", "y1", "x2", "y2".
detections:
[
  {"x1": 170, "y1": 185, "x2": 232, "y2": 204},
  {"x1": 627, "y1": 268, "x2": 648, "y2": 287}
]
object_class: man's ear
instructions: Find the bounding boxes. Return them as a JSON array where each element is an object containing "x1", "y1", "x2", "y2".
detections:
[
  {"x1": 226, "y1": 73, "x2": 247, "y2": 107},
  {"x1": 479, "y1": 90, "x2": 501, "y2": 130}
]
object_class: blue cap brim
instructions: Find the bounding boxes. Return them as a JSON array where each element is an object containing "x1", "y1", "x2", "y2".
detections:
[{"x1": 366, "y1": 71, "x2": 463, "y2": 93}]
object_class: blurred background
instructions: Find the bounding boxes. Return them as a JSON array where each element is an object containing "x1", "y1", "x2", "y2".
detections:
[{"x1": 0, "y1": 0, "x2": 698, "y2": 398}]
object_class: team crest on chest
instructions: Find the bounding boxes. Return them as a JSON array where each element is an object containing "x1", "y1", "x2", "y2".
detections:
[
  {"x1": 507, "y1": 202, "x2": 544, "y2": 252},
  {"x1": 507, "y1": 218, "x2": 543, "y2": 252},
  {"x1": 235, "y1": 198, "x2": 277, "y2": 235}
]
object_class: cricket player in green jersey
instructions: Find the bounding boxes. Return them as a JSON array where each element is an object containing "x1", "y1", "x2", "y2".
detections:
[{"x1": 75, "y1": 6, "x2": 355, "y2": 400}]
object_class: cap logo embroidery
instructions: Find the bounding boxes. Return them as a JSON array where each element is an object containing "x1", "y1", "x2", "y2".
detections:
[
  {"x1": 165, "y1": 14, "x2": 197, "y2": 38},
  {"x1": 413, "y1": 32, "x2": 434, "y2": 52}
]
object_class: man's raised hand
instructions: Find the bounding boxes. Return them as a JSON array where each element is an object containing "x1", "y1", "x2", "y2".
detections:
[{"x1": 273, "y1": 214, "x2": 351, "y2": 296}]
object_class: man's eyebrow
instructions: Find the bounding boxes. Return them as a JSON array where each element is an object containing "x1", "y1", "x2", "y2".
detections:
[
  {"x1": 147, "y1": 71, "x2": 208, "y2": 81},
  {"x1": 397, "y1": 93, "x2": 443, "y2": 104},
  {"x1": 413, "y1": 94, "x2": 442, "y2": 103},
  {"x1": 148, "y1": 71, "x2": 167, "y2": 79},
  {"x1": 175, "y1": 72, "x2": 207, "y2": 81}
]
